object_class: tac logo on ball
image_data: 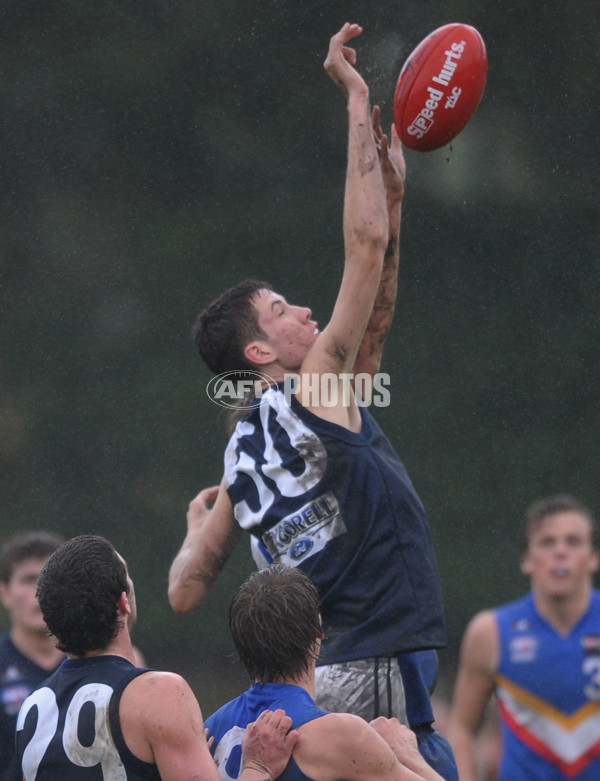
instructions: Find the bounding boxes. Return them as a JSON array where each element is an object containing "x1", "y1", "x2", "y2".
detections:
[{"x1": 394, "y1": 23, "x2": 488, "y2": 152}]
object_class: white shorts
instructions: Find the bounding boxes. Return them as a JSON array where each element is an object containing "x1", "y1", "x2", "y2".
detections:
[{"x1": 314, "y1": 657, "x2": 407, "y2": 724}]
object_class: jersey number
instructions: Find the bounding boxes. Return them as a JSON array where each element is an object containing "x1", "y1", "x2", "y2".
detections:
[
  {"x1": 224, "y1": 393, "x2": 327, "y2": 529},
  {"x1": 16, "y1": 684, "x2": 127, "y2": 779},
  {"x1": 583, "y1": 657, "x2": 600, "y2": 701}
]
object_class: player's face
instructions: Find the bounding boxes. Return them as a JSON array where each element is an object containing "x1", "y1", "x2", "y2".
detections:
[
  {"x1": 252, "y1": 289, "x2": 319, "y2": 370},
  {"x1": 0, "y1": 557, "x2": 49, "y2": 635},
  {"x1": 521, "y1": 511, "x2": 599, "y2": 599}
]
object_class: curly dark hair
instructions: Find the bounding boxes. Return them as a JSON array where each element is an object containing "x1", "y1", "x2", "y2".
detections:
[
  {"x1": 522, "y1": 494, "x2": 598, "y2": 551},
  {"x1": 192, "y1": 279, "x2": 272, "y2": 379},
  {"x1": 36, "y1": 535, "x2": 130, "y2": 657},
  {"x1": 229, "y1": 564, "x2": 322, "y2": 684},
  {"x1": 0, "y1": 531, "x2": 64, "y2": 583}
]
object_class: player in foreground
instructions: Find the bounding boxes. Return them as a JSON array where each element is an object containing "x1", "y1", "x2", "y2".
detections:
[
  {"x1": 16, "y1": 535, "x2": 297, "y2": 781},
  {"x1": 169, "y1": 22, "x2": 456, "y2": 780},
  {"x1": 447, "y1": 495, "x2": 600, "y2": 780},
  {"x1": 206, "y1": 564, "x2": 447, "y2": 781}
]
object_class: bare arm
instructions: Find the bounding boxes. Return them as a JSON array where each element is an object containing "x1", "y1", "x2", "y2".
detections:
[
  {"x1": 168, "y1": 480, "x2": 242, "y2": 613},
  {"x1": 369, "y1": 718, "x2": 446, "y2": 781},
  {"x1": 300, "y1": 24, "x2": 388, "y2": 387},
  {"x1": 122, "y1": 674, "x2": 296, "y2": 781},
  {"x1": 294, "y1": 713, "x2": 435, "y2": 781},
  {"x1": 354, "y1": 107, "x2": 406, "y2": 379},
  {"x1": 446, "y1": 611, "x2": 500, "y2": 781},
  {"x1": 121, "y1": 671, "x2": 219, "y2": 781}
]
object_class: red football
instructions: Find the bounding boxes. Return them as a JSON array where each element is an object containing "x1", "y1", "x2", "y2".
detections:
[{"x1": 394, "y1": 23, "x2": 488, "y2": 152}]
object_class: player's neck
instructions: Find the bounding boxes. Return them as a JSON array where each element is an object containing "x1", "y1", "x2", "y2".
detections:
[
  {"x1": 533, "y1": 585, "x2": 592, "y2": 636},
  {"x1": 10, "y1": 625, "x2": 64, "y2": 670},
  {"x1": 78, "y1": 632, "x2": 137, "y2": 665},
  {"x1": 271, "y1": 667, "x2": 316, "y2": 698}
]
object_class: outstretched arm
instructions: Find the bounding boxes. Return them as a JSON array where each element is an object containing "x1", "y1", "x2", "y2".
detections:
[
  {"x1": 300, "y1": 24, "x2": 388, "y2": 385},
  {"x1": 168, "y1": 481, "x2": 242, "y2": 613},
  {"x1": 354, "y1": 107, "x2": 406, "y2": 378}
]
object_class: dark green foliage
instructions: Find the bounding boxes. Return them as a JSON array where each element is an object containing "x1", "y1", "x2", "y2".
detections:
[{"x1": 1, "y1": 1, "x2": 599, "y2": 696}]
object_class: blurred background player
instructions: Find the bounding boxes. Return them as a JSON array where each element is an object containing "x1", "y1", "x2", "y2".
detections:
[
  {"x1": 447, "y1": 494, "x2": 600, "y2": 780},
  {"x1": 169, "y1": 22, "x2": 456, "y2": 779},
  {"x1": 206, "y1": 563, "x2": 448, "y2": 781},
  {"x1": 0, "y1": 531, "x2": 65, "y2": 781},
  {"x1": 16, "y1": 534, "x2": 296, "y2": 781}
]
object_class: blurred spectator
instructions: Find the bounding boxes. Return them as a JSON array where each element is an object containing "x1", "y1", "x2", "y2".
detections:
[
  {"x1": 0, "y1": 531, "x2": 65, "y2": 781},
  {"x1": 447, "y1": 495, "x2": 600, "y2": 780}
]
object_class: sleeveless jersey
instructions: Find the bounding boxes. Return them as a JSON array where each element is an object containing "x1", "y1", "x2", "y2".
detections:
[
  {"x1": 224, "y1": 387, "x2": 446, "y2": 665},
  {"x1": 495, "y1": 591, "x2": 600, "y2": 780},
  {"x1": 0, "y1": 634, "x2": 62, "y2": 781},
  {"x1": 15, "y1": 655, "x2": 160, "y2": 781},
  {"x1": 205, "y1": 682, "x2": 328, "y2": 781}
]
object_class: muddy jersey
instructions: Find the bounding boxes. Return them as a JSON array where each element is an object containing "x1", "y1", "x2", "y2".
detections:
[
  {"x1": 15, "y1": 655, "x2": 160, "y2": 781},
  {"x1": 206, "y1": 682, "x2": 327, "y2": 781},
  {"x1": 495, "y1": 591, "x2": 600, "y2": 780},
  {"x1": 0, "y1": 634, "x2": 62, "y2": 781},
  {"x1": 225, "y1": 387, "x2": 446, "y2": 665}
]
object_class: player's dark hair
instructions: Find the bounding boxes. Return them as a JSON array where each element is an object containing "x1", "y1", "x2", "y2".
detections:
[
  {"x1": 192, "y1": 279, "x2": 273, "y2": 378},
  {"x1": 36, "y1": 535, "x2": 130, "y2": 656},
  {"x1": 0, "y1": 531, "x2": 64, "y2": 583},
  {"x1": 522, "y1": 494, "x2": 598, "y2": 551},
  {"x1": 229, "y1": 564, "x2": 322, "y2": 684}
]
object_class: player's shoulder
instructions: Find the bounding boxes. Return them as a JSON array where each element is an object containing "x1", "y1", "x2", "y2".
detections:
[
  {"x1": 295, "y1": 712, "x2": 374, "y2": 767},
  {"x1": 0, "y1": 632, "x2": 12, "y2": 661},
  {"x1": 461, "y1": 608, "x2": 501, "y2": 660},
  {"x1": 464, "y1": 607, "x2": 498, "y2": 636},
  {"x1": 492, "y1": 592, "x2": 533, "y2": 622},
  {"x1": 588, "y1": 588, "x2": 600, "y2": 615},
  {"x1": 123, "y1": 669, "x2": 193, "y2": 706},
  {"x1": 300, "y1": 711, "x2": 368, "y2": 741}
]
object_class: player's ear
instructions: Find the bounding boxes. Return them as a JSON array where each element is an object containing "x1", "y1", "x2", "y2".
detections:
[
  {"x1": 590, "y1": 549, "x2": 600, "y2": 575},
  {"x1": 244, "y1": 340, "x2": 275, "y2": 367},
  {"x1": 118, "y1": 591, "x2": 131, "y2": 617},
  {"x1": 0, "y1": 582, "x2": 10, "y2": 610},
  {"x1": 520, "y1": 552, "x2": 532, "y2": 577}
]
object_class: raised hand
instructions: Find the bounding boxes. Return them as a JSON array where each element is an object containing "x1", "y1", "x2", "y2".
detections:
[
  {"x1": 372, "y1": 105, "x2": 406, "y2": 205},
  {"x1": 323, "y1": 23, "x2": 368, "y2": 98},
  {"x1": 241, "y1": 709, "x2": 299, "y2": 780}
]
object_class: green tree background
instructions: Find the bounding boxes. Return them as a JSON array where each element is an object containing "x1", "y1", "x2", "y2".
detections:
[{"x1": 1, "y1": 0, "x2": 599, "y2": 709}]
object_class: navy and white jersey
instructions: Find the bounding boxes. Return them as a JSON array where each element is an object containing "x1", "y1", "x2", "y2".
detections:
[
  {"x1": 15, "y1": 655, "x2": 160, "y2": 781},
  {"x1": 0, "y1": 634, "x2": 62, "y2": 781},
  {"x1": 494, "y1": 591, "x2": 600, "y2": 780},
  {"x1": 225, "y1": 387, "x2": 446, "y2": 665},
  {"x1": 206, "y1": 682, "x2": 327, "y2": 781}
]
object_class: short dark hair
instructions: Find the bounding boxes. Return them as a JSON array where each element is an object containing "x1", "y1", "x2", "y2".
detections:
[
  {"x1": 192, "y1": 279, "x2": 272, "y2": 378},
  {"x1": 36, "y1": 535, "x2": 130, "y2": 657},
  {"x1": 522, "y1": 494, "x2": 597, "y2": 551},
  {"x1": 0, "y1": 531, "x2": 64, "y2": 583},
  {"x1": 229, "y1": 564, "x2": 322, "y2": 684}
]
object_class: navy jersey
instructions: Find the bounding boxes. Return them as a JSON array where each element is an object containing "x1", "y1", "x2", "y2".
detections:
[
  {"x1": 15, "y1": 655, "x2": 160, "y2": 781},
  {"x1": 225, "y1": 387, "x2": 446, "y2": 664},
  {"x1": 495, "y1": 591, "x2": 600, "y2": 780},
  {"x1": 206, "y1": 682, "x2": 327, "y2": 781},
  {"x1": 0, "y1": 634, "x2": 62, "y2": 781}
]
